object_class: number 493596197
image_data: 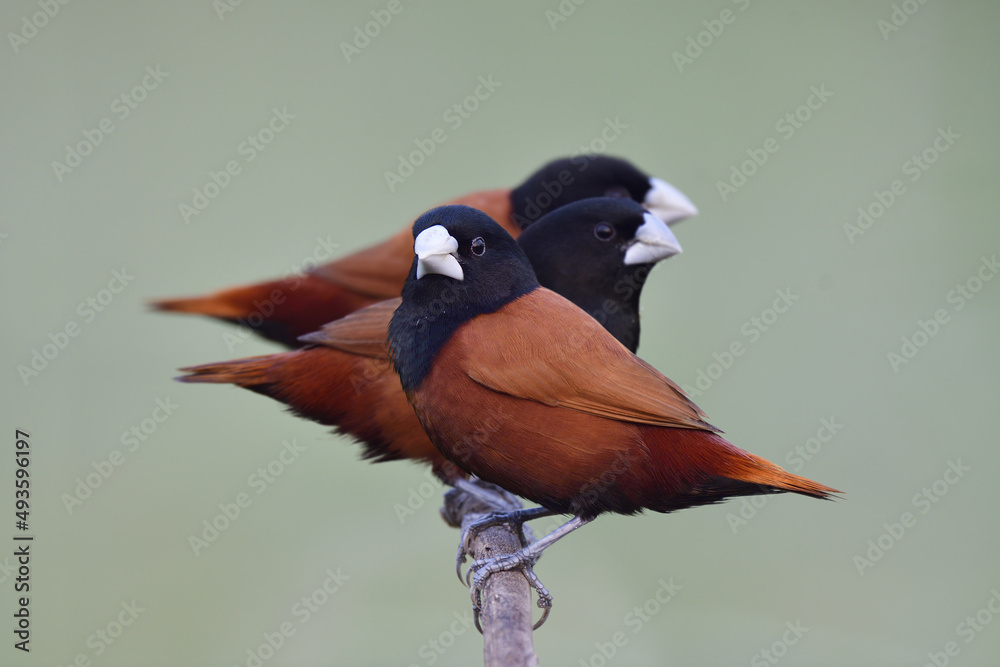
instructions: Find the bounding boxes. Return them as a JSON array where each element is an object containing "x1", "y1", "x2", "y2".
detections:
[{"x1": 15, "y1": 430, "x2": 30, "y2": 531}]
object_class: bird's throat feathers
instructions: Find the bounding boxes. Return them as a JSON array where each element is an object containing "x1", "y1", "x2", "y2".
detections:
[{"x1": 389, "y1": 274, "x2": 538, "y2": 392}]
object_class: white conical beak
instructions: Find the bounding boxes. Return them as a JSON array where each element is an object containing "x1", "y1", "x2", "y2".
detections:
[
  {"x1": 415, "y1": 225, "x2": 464, "y2": 281},
  {"x1": 643, "y1": 177, "x2": 698, "y2": 225},
  {"x1": 624, "y1": 212, "x2": 683, "y2": 266}
]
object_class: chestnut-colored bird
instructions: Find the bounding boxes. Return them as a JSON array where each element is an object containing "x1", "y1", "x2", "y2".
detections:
[
  {"x1": 178, "y1": 197, "x2": 685, "y2": 485},
  {"x1": 154, "y1": 156, "x2": 697, "y2": 347},
  {"x1": 386, "y1": 206, "x2": 840, "y2": 609}
]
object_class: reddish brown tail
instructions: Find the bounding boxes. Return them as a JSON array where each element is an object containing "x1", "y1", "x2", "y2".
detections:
[
  {"x1": 177, "y1": 349, "x2": 363, "y2": 428},
  {"x1": 151, "y1": 274, "x2": 382, "y2": 347},
  {"x1": 637, "y1": 428, "x2": 840, "y2": 514},
  {"x1": 705, "y1": 433, "x2": 840, "y2": 499},
  {"x1": 178, "y1": 353, "x2": 292, "y2": 390},
  {"x1": 177, "y1": 347, "x2": 455, "y2": 479}
]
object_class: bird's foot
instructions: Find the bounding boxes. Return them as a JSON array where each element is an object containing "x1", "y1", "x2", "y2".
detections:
[
  {"x1": 467, "y1": 544, "x2": 553, "y2": 631},
  {"x1": 465, "y1": 514, "x2": 593, "y2": 631},
  {"x1": 455, "y1": 507, "x2": 550, "y2": 583}
]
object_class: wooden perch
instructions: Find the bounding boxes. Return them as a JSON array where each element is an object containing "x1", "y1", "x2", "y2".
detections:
[{"x1": 442, "y1": 488, "x2": 539, "y2": 667}]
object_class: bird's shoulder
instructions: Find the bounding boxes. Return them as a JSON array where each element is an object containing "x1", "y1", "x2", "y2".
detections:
[{"x1": 449, "y1": 288, "x2": 717, "y2": 431}]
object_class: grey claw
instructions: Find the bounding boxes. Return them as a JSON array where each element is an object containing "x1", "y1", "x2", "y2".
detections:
[{"x1": 466, "y1": 550, "x2": 554, "y2": 631}]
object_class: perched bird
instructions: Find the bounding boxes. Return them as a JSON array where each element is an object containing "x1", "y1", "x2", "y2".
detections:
[
  {"x1": 153, "y1": 156, "x2": 697, "y2": 347},
  {"x1": 178, "y1": 198, "x2": 684, "y2": 484},
  {"x1": 386, "y1": 206, "x2": 840, "y2": 609}
]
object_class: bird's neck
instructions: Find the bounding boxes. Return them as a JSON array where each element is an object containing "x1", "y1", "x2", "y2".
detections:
[{"x1": 390, "y1": 280, "x2": 539, "y2": 391}]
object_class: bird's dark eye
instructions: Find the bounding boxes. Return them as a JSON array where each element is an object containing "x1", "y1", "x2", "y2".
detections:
[
  {"x1": 593, "y1": 223, "x2": 615, "y2": 241},
  {"x1": 470, "y1": 237, "x2": 486, "y2": 256},
  {"x1": 604, "y1": 186, "x2": 630, "y2": 199}
]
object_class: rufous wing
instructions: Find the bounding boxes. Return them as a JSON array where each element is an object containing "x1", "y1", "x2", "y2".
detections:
[
  {"x1": 457, "y1": 288, "x2": 717, "y2": 431},
  {"x1": 298, "y1": 297, "x2": 399, "y2": 359}
]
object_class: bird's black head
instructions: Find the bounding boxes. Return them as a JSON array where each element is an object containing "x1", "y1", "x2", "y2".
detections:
[
  {"x1": 510, "y1": 155, "x2": 698, "y2": 231},
  {"x1": 389, "y1": 205, "x2": 539, "y2": 391},
  {"x1": 517, "y1": 198, "x2": 682, "y2": 353}
]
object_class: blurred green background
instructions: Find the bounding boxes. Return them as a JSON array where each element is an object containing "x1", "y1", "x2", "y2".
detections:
[{"x1": 2, "y1": 2, "x2": 999, "y2": 665}]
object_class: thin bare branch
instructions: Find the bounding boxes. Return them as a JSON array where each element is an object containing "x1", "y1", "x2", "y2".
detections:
[{"x1": 442, "y1": 488, "x2": 538, "y2": 667}]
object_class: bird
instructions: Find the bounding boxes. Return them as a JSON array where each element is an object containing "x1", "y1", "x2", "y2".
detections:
[
  {"x1": 177, "y1": 197, "x2": 685, "y2": 487},
  {"x1": 386, "y1": 205, "x2": 840, "y2": 615},
  {"x1": 152, "y1": 156, "x2": 697, "y2": 347}
]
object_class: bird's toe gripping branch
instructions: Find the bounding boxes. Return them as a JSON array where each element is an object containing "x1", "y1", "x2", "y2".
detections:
[
  {"x1": 458, "y1": 508, "x2": 593, "y2": 631},
  {"x1": 467, "y1": 547, "x2": 554, "y2": 631},
  {"x1": 456, "y1": 506, "x2": 551, "y2": 583}
]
